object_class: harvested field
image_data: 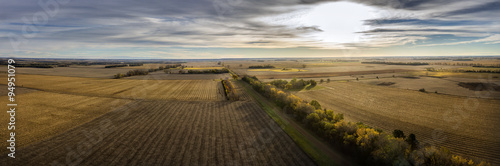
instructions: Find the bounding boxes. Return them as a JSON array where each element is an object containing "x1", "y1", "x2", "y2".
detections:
[
  {"x1": 252, "y1": 69, "x2": 414, "y2": 79},
  {"x1": 0, "y1": 74, "x2": 225, "y2": 101},
  {"x1": 0, "y1": 91, "x2": 131, "y2": 149},
  {"x1": 293, "y1": 82, "x2": 500, "y2": 165},
  {"x1": 458, "y1": 82, "x2": 500, "y2": 91},
  {"x1": 0, "y1": 85, "x2": 38, "y2": 95},
  {"x1": 124, "y1": 72, "x2": 231, "y2": 80},
  {"x1": 359, "y1": 76, "x2": 500, "y2": 99},
  {"x1": 0, "y1": 65, "x2": 134, "y2": 78},
  {"x1": 377, "y1": 82, "x2": 395, "y2": 86},
  {"x1": 1, "y1": 100, "x2": 315, "y2": 166}
]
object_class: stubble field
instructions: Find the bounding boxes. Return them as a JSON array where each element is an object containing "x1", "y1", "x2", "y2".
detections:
[
  {"x1": 0, "y1": 69, "x2": 315, "y2": 165},
  {"x1": 293, "y1": 81, "x2": 500, "y2": 164},
  {"x1": 1, "y1": 74, "x2": 226, "y2": 101},
  {"x1": 1, "y1": 100, "x2": 314, "y2": 165}
]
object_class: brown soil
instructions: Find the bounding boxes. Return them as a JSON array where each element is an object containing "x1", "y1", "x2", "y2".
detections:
[
  {"x1": 1, "y1": 100, "x2": 315, "y2": 165},
  {"x1": 458, "y1": 82, "x2": 500, "y2": 91}
]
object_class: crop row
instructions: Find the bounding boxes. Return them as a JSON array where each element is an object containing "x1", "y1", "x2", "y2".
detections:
[{"x1": 1, "y1": 100, "x2": 315, "y2": 165}]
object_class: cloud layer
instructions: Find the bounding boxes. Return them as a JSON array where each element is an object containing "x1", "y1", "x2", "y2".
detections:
[{"x1": 0, "y1": 0, "x2": 499, "y2": 58}]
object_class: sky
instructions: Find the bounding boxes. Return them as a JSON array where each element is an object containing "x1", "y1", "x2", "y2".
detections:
[{"x1": 1, "y1": 0, "x2": 499, "y2": 59}]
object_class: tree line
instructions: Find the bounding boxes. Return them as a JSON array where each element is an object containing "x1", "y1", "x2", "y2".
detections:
[
  {"x1": 270, "y1": 78, "x2": 317, "y2": 90},
  {"x1": 362, "y1": 62, "x2": 429, "y2": 65},
  {"x1": 13, "y1": 64, "x2": 54, "y2": 68},
  {"x1": 186, "y1": 68, "x2": 229, "y2": 74},
  {"x1": 432, "y1": 62, "x2": 500, "y2": 68},
  {"x1": 242, "y1": 75, "x2": 489, "y2": 166},
  {"x1": 249, "y1": 64, "x2": 275, "y2": 69},
  {"x1": 105, "y1": 63, "x2": 143, "y2": 68},
  {"x1": 426, "y1": 67, "x2": 500, "y2": 73},
  {"x1": 114, "y1": 69, "x2": 149, "y2": 79},
  {"x1": 221, "y1": 79, "x2": 239, "y2": 100}
]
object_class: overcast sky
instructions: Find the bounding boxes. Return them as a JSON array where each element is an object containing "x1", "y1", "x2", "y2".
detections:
[{"x1": 1, "y1": 0, "x2": 499, "y2": 59}]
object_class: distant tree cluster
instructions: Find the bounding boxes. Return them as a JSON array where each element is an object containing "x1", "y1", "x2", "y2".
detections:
[
  {"x1": 426, "y1": 67, "x2": 500, "y2": 73},
  {"x1": 362, "y1": 61, "x2": 429, "y2": 65},
  {"x1": 105, "y1": 63, "x2": 144, "y2": 68},
  {"x1": 13, "y1": 64, "x2": 54, "y2": 68},
  {"x1": 242, "y1": 75, "x2": 489, "y2": 166},
  {"x1": 57, "y1": 64, "x2": 70, "y2": 67},
  {"x1": 128, "y1": 63, "x2": 143, "y2": 66},
  {"x1": 186, "y1": 68, "x2": 229, "y2": 74},
  {"x1": 432, "y1": 62, "x2": 500, "y2": 67},
  {"x1": 452, "y1": 58, "x2": 473, "y2": 61},
  {"x1": 113, "y1": 69, "x2": 149, "y2": 79},
  {"x1": 164, "y1": 64, "x2": 181, "y2": 69},
  {"x1": 269, "y1": 78, "x2": 316, "y2": 90},
  {"x1": 221, "y1": 79, "x2": 239, "y2": 100},
  {"x1": 249, "y1": 64, "x2": 275, "y2": 69},
  {"x1": 105, "y1": 64, "x2": 128, "y2": 68}
]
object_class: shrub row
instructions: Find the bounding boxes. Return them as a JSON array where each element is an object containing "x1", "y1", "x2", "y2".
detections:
[
  {"x1": 113, "y1": 69, "x2": 149, "y2": 79},
  {"x1": 270, "y1": 78, "x2": 317, "y2": 90},
  {"x1": 164, "y1": 64, "x2": 181, "y2": 69},
  {"x1": 13, "y1": 64, "x2": 54, "y2": 68},
  {"x1": 432, "y1": 62, "x2": 500, "y2": 67},
  {"x1": 362, "y1": 62, "x2": 429, "y2": 65},
  {"x1": 221, "y1": 79, "x2": 239, "y2": 100},
  {"x1": 186, "y1": 68, "x2": 229, "y2": 74},
  {"x1": 249, "y1": 64, "x2": 275, "y2": 68},
  {"x1": 105, "y1": 63, "x2": 144, "y2": 68},
  {"x1": 426, "y1": 68, "x2": 500, "y2": 73},
  {"x1": 105, "y1": 64, "x2": 128, "y2": 68},
  {"x1": 242, "y1": 75, "x2": 489, "y2": 166}
]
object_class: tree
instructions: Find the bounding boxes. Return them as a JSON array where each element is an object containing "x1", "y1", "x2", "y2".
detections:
[
  {"x1": 320, "y1": 79, "x2": 324, "y2": 83},
  {"x1": 309, "y1": 100, "x2": 321, "y2": 110},
  {"x1": 406, "y1": 133, "x2": 419, "y2": 150},
  {"x1": 393, "y1": 129, "x2": 406, "y2": 139},
  {"x1": 302, "y1": 64, "x2": 306, "y2": 68},
  {"x1": 327, "y1": 78, "x2": 330, "y2": 83},
  {"x1": 309, "y1": 80, "x2": 317, "y2": 86}
]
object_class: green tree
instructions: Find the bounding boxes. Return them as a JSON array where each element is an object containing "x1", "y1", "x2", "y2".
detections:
[
  {"x1": 309, "y1": 100, "x2": 321, "y2": 110},
  {"x1": 309, "y1": 79, "x2": 317, "y2": 86},
  {"x1": 406, "y1": 133, "x2": 419, "y2": 150},
  {"x1": 392, "y1": 129, "x2": 406, "y2": 139}
]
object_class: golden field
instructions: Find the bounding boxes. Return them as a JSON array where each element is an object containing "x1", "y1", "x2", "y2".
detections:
[{"x1": 0, "y1": 90, "x2": 131, "y2": 148}]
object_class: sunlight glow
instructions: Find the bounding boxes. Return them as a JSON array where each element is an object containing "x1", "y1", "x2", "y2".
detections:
[{"x1": 300, "y1": 1, "x2": 379, "y2": 44}]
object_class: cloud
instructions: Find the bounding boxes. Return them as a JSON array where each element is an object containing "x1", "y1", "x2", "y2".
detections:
[
  {"x1": 420, "y1": 34, "x2": 500, "y2": 46},
  {"x1": 296, "y1": 26, "x2": 323, "y2": 32},
  {"x1": 0, "y1": 0, "x2": 499, "y2": 58}
]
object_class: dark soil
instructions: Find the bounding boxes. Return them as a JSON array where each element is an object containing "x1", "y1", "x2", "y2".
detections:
[{"x1": 457, "y1": 82, "x2": 500, "y2": 91}]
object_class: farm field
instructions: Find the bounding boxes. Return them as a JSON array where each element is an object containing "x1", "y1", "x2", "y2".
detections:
[
  {"x1": 0, "y1": 74, "x2": 225, "y2": 101},
  {"x1": 0, "y1": 65, "x2": 134, "y2": 78},
  {"x1": 2, "y1": 57, "x2": 500, "y2": 165},
  {"x1": 293, "y1": 81, "x2": 500, "y2": 164},
  {"x1": 124, "y1": 71, "x2": 231, "y2": 80},
  {"x1": 358, "y1": 76, "x2": 500, "y2": 99},
  {"x1": 0, "y1": 89, "x2": 131, "y2": 149},
  {"x1": 0, "y1": 100, "x2": 315, "y2": 165}
]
